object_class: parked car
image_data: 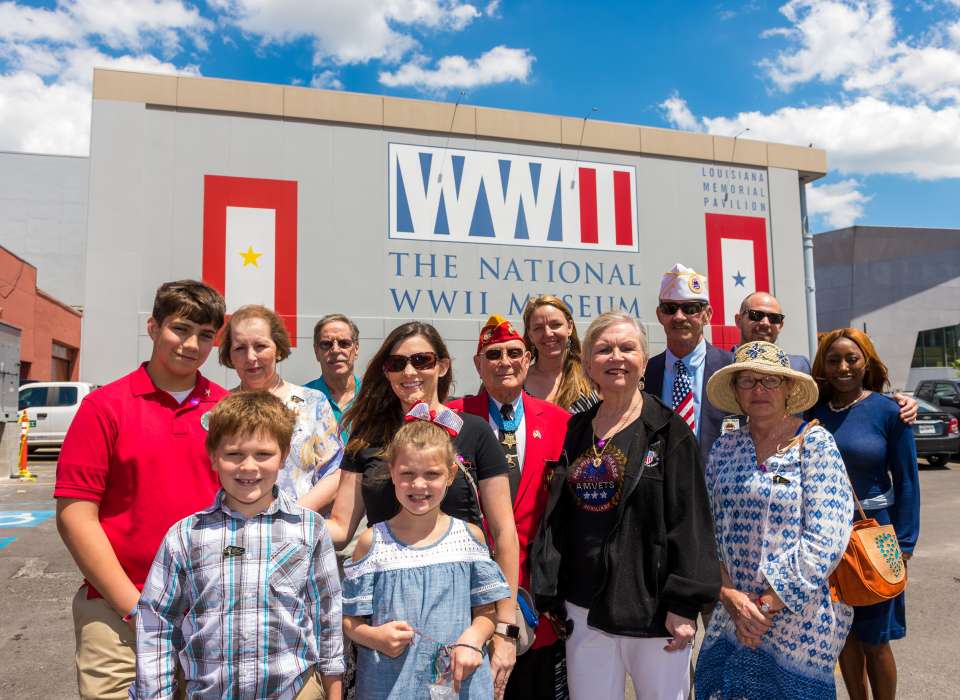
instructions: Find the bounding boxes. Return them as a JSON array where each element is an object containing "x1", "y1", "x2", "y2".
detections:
[
  {"x1": 915, "y1": 379, "x2": 960, "y2": 411},
  {"x1": 17, "y1": 382, "x2": 97, "y2": 451},
  {"x1": 912, "y1": 397, "x2": 960, "y2": 467}
]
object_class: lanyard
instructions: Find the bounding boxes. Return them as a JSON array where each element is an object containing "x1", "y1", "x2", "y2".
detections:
[{"x1": 488, "y1": 395, "x2": 523, "y2": 433}]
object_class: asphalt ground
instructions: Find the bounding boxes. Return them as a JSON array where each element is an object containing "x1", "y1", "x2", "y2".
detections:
[{"x1": 2, "y1": 453, "x2": 958, "y2": 699}]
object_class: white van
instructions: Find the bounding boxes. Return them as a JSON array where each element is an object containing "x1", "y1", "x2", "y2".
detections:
[{"x1": 18, "y1": 382, "x2": 97, "y2": 451}]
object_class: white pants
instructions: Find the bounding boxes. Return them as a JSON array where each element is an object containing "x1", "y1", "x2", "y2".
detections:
[{"x1": 565, "y1": 602, "x2": 691, "y2": 700}]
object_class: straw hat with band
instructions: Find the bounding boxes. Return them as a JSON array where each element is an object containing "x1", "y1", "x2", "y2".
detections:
[{"x1": 707, "y1": 341, "x2": 819, "y2": 415}]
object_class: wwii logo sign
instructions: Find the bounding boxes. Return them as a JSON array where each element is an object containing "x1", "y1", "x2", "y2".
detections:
[{"x1": 389, "y1": 144, "x2": 638, "y2": 252}]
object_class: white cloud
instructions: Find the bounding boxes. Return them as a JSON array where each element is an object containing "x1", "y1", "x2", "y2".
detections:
[
  {"x1": 378, "y1": 45, "x2": 533, "y2": 91},
  {"x1": 217, "y1": 0, "x2": 482, "y2": 65},
  {"x1": 761, "y1": 0, "x2": 960, "y2": 102},
  {"x1": 310, "y1": 69, "x2": 344, "y2": 89},
  {"x1": 0, "y1": 49, "x2": 197, "y2": 155},
  {"x1": 659, "y1": 93, "x2": 703, "y2": 132},
  {"x1": 806, "y1": 178, "x2": 873, "y2": 227}
]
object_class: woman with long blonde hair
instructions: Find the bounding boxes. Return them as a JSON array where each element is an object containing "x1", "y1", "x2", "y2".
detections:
[{"x1": 522, "y1": 295, "x2": 596, "y2": 413}]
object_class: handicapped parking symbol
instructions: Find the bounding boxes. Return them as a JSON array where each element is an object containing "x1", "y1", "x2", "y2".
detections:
[{"x1": 0, "y1": 510, "x2": 55, "y2": 529}]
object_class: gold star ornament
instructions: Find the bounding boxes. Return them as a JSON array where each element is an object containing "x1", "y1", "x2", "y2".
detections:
[{"x1": 240, "y1": 246, "x2": 263, "y2": 267}]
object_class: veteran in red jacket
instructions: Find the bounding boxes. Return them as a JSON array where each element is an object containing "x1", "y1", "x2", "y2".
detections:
[{"x1": 448, "y1": 314, "x2": 570, "y2": 699}]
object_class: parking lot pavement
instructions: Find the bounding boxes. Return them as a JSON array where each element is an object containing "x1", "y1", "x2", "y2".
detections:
[{"x1": 2, "y1": 456, "x2": 958, "y2": 699}]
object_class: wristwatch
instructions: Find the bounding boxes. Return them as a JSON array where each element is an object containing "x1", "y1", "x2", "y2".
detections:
[{"x1": 494, "y1": 622, "x2": 520, "y2": 640}]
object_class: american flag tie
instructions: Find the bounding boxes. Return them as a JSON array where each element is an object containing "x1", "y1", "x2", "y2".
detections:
[{"x1": 672, "y1": 360, "x2": 697, "y2": 432}]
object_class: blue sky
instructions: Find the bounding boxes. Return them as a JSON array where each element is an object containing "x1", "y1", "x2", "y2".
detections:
[{"x1": 1, "y1": 0, "x2": 958, "y2": 231}]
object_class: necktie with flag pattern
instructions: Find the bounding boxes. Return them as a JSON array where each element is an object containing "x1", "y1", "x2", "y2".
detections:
[{"x1": 672, "y1": 360, "x2": 697, "y2": 432}]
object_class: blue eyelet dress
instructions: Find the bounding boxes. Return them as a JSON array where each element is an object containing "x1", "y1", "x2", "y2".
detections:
[
  {"x1": 342, "y1": 518, "x2": 510, "y2": 699},
  {"x1": 695, "y1": 424, "x2": 855, "y2": 700}
]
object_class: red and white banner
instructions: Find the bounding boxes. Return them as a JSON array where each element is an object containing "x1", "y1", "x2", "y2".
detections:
[
  {"x1": 202, "y1": 175, "x2": 298, "y2": 344},
  {"x1": 705, "y1": 213, "x2": 770, "y2": 348}
]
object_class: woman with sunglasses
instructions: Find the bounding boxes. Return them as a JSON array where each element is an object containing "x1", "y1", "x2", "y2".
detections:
[
  {"x1": 325, "y1": 322, "x2": 521, "y2": 694},
  {"x1": 808, "y1": 329, "x2": 919, "y2": 700},
  {"x1": 695, "y1": 341, "x2": 854, "y2": 700},
  {"x1": 522, "y1": 295, "x2": 596, "y2": 413},
  {"x1": 219, "y1": 304, "x2": 343, "y2": 513}
]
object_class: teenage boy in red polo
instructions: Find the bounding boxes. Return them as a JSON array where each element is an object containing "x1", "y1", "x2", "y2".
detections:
[{"x1": 55, "y1": 280, "x2": 227, "y2": 700}]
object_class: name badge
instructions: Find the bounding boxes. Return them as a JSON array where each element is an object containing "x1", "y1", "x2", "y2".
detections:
[
  {"x1": 721, "y1": 416, "x2": 741, "y2": 434},
  {"x1": 223, "y1": 545, "x2": 245, "y2": 558}
]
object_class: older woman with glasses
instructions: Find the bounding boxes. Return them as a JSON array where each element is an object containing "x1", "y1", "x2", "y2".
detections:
[
  {"x1": 695, "y1": 341, "x2": 854, "y2": 700},
  {"x1": 324, "y1": 321, "x2": 521, "y2": 694},
  {"x1": 220, "y1": 304, "x2": 343, "y2": 512}
]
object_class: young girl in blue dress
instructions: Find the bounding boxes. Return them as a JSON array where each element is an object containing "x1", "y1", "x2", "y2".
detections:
[{"x1": 342, "y1": 408, "x2": 511, "y2": 699}]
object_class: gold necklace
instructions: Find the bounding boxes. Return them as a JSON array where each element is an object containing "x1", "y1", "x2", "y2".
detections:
[
  {"x1": 591, "y1": 395, "x2": 641, "y2": 467},
  {"x1": 828, "y1": 389, "x2": 866, "y2": 413}
]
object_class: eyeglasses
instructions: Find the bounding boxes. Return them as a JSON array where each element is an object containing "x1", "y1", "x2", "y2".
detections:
[
  {"x1": 658, "y1": 301, "x2": 707, "y2": 316},
  {"x1": 734, "y1": 375, "x2": 785, "y2": 390},
  {"x1": 745, "y1": 309, "x2": 785, "y2": 324},
  {"x1": 316, "y1": 338, "x2": 355, "y2": 352},
  {"x1": 382, "y1": 352, "x2": 439, "y2": 373},
  {"x1": 483, "y1": 347, "x2": 526, "y2": 361}
]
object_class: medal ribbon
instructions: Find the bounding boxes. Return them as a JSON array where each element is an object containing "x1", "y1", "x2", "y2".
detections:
[{"x1": 487, "y1": 395, "x2": 524, "y2": 433}]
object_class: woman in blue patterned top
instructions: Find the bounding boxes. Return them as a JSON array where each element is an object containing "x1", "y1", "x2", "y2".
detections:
[
  {"x1": 696, "y1": 341, "x2": 854, "y2": 700},
  {"x1": 221, "y1": 305, "x2": 343, "y2": 512},
  {"x1": 808, "y1": 328, "x2": 919, "y2": 700},
  {"x1": 343, "y1": 416, "x2": 510, "y2": 699}
]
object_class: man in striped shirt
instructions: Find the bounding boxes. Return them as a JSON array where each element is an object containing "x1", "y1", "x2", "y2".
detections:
[{"x1": 133, "y1": 392, "x2": 344, "y2": 700}]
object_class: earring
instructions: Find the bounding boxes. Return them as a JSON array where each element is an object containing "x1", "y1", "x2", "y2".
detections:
[{"x1": 638, "y1": 377, "x2": 645, "y2": 391}]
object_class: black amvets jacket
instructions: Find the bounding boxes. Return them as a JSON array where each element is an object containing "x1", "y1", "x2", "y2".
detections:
[{"x1": 531, "y1": 394, "x2": 721, "y2": 636}]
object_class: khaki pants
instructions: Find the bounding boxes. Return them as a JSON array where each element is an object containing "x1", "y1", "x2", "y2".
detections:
[
  {"x1": 72, "y1": 586, "x2": 136, "y2": 700},
  {"x1": 295, "y1": 670, "x2": 326, "y2": 699}
]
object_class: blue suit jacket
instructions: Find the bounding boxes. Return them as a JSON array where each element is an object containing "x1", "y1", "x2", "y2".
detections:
[
  {"x1": 644, "y1": 341, "x2": 733, "y2": 463},
  {"x1": 789, "y1": 354, "x2": 812, "y2": 375}
]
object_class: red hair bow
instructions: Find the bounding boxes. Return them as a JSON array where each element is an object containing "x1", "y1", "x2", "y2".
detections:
[{"x1": 403, "y1": 401, "x2": 463, "y2": 437}]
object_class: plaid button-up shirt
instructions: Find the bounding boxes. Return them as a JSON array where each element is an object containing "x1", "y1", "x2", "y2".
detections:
[{"x1": 133, "y1": 488, "x2": 344, "y2": 699}]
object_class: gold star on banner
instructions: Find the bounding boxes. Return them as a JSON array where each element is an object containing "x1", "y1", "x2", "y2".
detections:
[{"x1": 239, "y1": 246, "x2": 263, "y2": 267}]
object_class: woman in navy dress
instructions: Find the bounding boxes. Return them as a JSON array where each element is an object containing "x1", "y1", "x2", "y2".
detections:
[{"x1": 808, "y1": 328, "x2": 919, "y2": 700}]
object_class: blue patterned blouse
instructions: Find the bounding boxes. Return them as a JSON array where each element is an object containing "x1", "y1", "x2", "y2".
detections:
[{"x1": 696, "y1": 423, "x2": 854, "y2": 700}]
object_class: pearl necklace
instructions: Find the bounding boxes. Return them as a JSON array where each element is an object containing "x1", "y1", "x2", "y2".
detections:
[{"x1": 828, "y1": 389, "x2": 866, "y2": 413}]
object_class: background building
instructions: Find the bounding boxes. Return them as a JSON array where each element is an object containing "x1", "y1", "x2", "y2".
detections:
[
  {"x1": 814, "y1": 225, "x2": 960, "y2": 390},
  {"x1": 0, "y1": 246, "x2": 82, "y2": 382},
  {"x1": 75, "y1": 68, "x2": 824, "y2": 388},
  {"x1": 0, "y1": 151, "x2": 88, "y2": 309}
]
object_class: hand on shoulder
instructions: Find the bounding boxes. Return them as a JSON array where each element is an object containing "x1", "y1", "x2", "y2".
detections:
[{"x1": 351, "y1": 528, "x2": 375, "y2": 561}]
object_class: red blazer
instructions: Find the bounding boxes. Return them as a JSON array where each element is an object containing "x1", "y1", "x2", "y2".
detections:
[{"x1": 448, "y1": 390, "x2": 570, "y2": 648}]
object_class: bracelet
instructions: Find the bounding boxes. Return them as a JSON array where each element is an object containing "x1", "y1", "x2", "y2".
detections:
[
  {"x1": 448, "y1": 643, "x2": 484, "y2": 656},
  {"x1": 122, "y1": 605, "x2": 138, "y2": 623}
]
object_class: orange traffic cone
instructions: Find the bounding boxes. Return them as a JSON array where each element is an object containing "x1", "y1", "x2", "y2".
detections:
[{"x1": 17, "y1": 410, "x2": 35, "y2": 482}]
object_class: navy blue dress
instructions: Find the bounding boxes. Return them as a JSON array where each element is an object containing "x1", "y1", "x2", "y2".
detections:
[{"x1": 809, "y1": 393, "x2": 920, "y2": 644}]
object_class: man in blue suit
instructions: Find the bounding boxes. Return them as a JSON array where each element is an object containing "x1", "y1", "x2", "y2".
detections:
[
  {"x1": 734, "y1": 291, "x2": 811, "y2": 373},
  {"x1": 644, "y1": 263, "x2": 732, "y2": 463}
]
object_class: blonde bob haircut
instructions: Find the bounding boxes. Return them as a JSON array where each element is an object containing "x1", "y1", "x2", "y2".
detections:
[{"x1": 582, "y1": 312, "x2": 649, "y2": 364}]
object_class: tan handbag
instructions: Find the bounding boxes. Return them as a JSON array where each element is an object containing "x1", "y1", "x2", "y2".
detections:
[{"x1": 829, "y1": 488, "x2": 907, "y2": 606}]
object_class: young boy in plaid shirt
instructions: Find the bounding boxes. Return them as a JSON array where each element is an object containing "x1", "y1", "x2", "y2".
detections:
[{"x1": 133, "y1": 391, "x2": 344, "y2": 699}]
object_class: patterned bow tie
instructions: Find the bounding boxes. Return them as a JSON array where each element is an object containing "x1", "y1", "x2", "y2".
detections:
[{"x1": 403, "y1": 401, "x2": 464, "y2": 437}]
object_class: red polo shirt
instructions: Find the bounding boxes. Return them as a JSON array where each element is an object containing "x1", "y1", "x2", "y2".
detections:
[{"x1": 54, "y1": 363, "x2": 227, "y2": 599}]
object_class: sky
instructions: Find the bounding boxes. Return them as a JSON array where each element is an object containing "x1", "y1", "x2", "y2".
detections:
[{"x1": 1, "y1": 0, "x2": 958, "y2": 233}]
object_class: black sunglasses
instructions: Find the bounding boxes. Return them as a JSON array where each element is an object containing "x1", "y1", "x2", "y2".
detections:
[
  {"x1": 658, "y1": 301, "x2": 707, "y2": 316},
  {"x1": 316, "y1": 338, "x2": 355, "y2": 352},
  {"x1": 745, "y1": 309, "x2": 785, "y2": 324},
  {"x1": 382, "y1": 352, "x2": 439, "y2": 373},
  {"x1": 483, "y1": 347, "x2": 526, "y2": 361}
]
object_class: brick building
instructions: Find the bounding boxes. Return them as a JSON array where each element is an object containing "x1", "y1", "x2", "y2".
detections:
[{"x1": 0, "y1": 246, "x2": 82, "y2": 381}]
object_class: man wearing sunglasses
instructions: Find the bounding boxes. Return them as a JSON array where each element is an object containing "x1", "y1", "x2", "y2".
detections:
[
  {"x1": 305, "y1": 314, "x2": 361, "y2": 444},
  {"x1": 447, "y1": 315, "x2": 571, "y2": 700},
  {"x1": 644, "y1": 263, "x2": 733, "y2": 462},
  {"x1": 734, "y1": 292, "x2": 918, "y2": 422},
  {"x1": 734, "y1": 292, "x2": 811, "y2": 373}
]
